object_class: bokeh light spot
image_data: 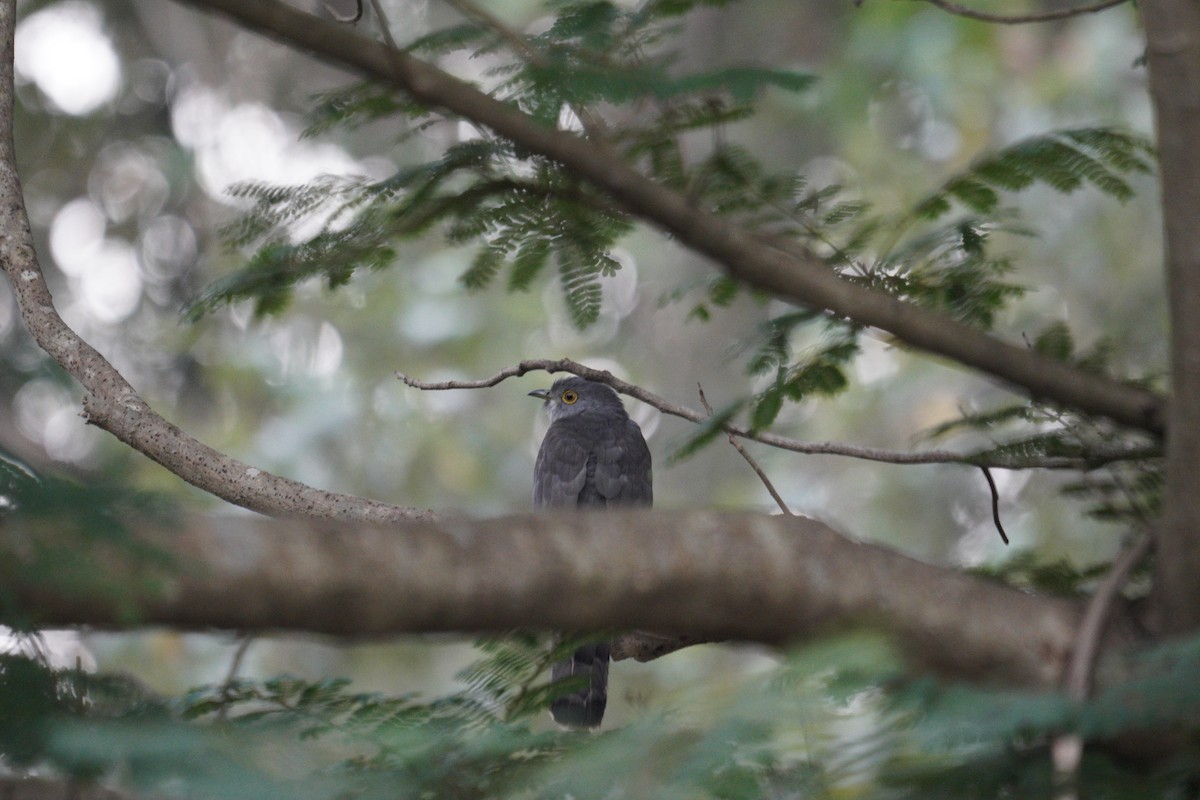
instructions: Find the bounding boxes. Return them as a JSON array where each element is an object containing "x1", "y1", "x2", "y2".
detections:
[{"x1": 15, "y1": 2, "x2": 121, "y2": 116}]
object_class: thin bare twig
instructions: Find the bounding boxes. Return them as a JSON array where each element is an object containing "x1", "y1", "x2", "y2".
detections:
[
  {"x1": 365, "y1": 0, "x2": 400, "y2": 51},
  {"x1": 908, "y1": 0, "x2": 1129, "y2": 25},
  {"x1": 979, "y1": 466, "x2": 1009, "y2": 545},
  {"x1": 396, "y1": 359, "x2": 1160, "y2": 470},
  {"x1": 216, "y1": 634, "x2": 254, "y2": 722},
  {"x1": 1062, "y1": 533, "x2": 1151, "y2": 699},
  {"x1": 698, "y1": 384, "x2": 793, "y2": 515}
]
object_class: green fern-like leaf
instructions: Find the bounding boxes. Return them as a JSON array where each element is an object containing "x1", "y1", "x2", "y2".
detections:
[
  {"x1": 913, "y1": 128, "x2": 1153, "y2": 221},
  {"x1": 405, "y1": 22, "x2": 490, "y2": 56},
  {"x1": 669, "y1": 400, "x2": 744, "y2": 463},
  {"x1": 663, "y1": 66, "x2": 816, "y2": 102},
  {"x1": 752, "y1": 383, "x2": 785, "y2": 430},
  {"x1": 461, "y1": 246, "x2": 505, "y2": 291},
  {"x1": 1033, "y1": 320, "x2": 1075, "y2": 362},
  {"x1": 783, "y1": 340, "x2": 857, "y2": 400},
  {"x1": 924, "y1": 404, "x2": 1038, "y2": 439},
  {"x1": 558, "y1": 248, "x2": 604, "y2": 328},
  {"x1": 508, "y1": 237, "x2": 552, "y2": 292}
]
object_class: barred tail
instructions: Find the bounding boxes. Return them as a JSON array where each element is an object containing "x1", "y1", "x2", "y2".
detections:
[{"x1": 549, "y1": 641, "x2": 610, "y2": 728}]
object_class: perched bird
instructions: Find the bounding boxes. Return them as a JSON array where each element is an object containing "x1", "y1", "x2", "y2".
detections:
[{"x1": 529, "y1": 376, "x2": 652, "y2": 728}]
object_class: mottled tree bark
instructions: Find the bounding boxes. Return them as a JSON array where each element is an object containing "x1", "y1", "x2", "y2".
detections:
[{"x1": 3, "y1": 509, "x2": 1129, "y2": 689}]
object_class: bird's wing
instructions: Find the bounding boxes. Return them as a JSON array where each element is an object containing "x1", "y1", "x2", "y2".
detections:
[
  {"x1": 592, "y1": 418, "x2": 653, "y2": 507},
  {"x1": 533, "y1": 424, "x2": 590, "y2": 508}
]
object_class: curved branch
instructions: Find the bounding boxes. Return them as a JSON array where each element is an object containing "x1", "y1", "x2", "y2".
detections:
[
  {"x1": 397, "y1": 359, "x2": 1160, "y2": 470},
  {"x1": 5, "y1": 508, "x2": 1116, "y2": 689},
  {"x1": 0, "y1": 0, "x2": 428, "y2": 524},
  {"x1": 177, "y1": 0, "x2": 1166, "y2": 433},
  {"x1": 1053, "y1": 530, "x2": 1153, "y2": 788},
  {"x1": 911, "y1": 0, "x2": 1130, "y2": 25},
  {"x1": 1063, "y1": 531, "x2": 1153, "y2": 699},
  {"x1": 979, "y1": 466, "x2": 1009, "y2": 544}
]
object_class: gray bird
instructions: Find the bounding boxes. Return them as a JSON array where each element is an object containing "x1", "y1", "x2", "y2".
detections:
[{"x1": 529, "y1": 376, "x2": 652, "y2": 728}]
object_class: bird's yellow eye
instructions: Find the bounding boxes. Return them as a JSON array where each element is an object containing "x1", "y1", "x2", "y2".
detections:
[{"x1": 561, "y1": 389, "x2": 579, "y2": 404}]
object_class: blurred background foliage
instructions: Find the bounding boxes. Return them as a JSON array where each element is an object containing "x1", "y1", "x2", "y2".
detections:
[{"x1": 0, "y1": 0, "x2": 1180, "y2": 795}]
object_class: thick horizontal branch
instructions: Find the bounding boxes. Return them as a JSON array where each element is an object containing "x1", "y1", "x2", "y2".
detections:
[
  {"x1": 398, "y1": 359, "x2": 1161, "y2": 470},
  {"x1": 4, "y1": 509, "x2": 1135, "y2": 689},
  {"x1": 179, "y1": 0, "x2": 1166, "y2": 433}
]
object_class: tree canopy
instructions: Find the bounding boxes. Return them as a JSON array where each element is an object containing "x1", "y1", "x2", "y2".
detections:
[{"x1": 1, "y1": 0, "x2": 1197, "y2": 797}]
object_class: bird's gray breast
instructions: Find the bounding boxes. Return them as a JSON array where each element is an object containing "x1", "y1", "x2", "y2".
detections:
[{"x1": 534, "y1": 413, "x2": 652, "y2": 509}]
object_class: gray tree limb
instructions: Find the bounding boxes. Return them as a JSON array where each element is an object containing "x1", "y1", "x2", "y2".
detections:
[
  {"x1": 176, "y1": 0, "x2": 1166, "y2": 434},
  {"x1": 4, "y1": 508, "x2": 1133, "y2": 689},
  {"x1": 1142, "y1": 0, "x2": 1200, "y2": 634},
  {"x1": 0, "y1": 0, "x2": 428, "y2": 525}
]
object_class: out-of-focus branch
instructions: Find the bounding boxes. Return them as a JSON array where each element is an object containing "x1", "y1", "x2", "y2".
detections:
[
  {"x1": 1142, "y1": 0, "x2": 1200, "y2": 634},
  {"x1": 0, "y1": 0, "x2": 428, "y2": 524},
  {"x1": 1053, "y1": 531, "x2": 1153, "y2": 795},
  {"x1": 4, "y1": 508, "x2": 1123, "y2": 688},
  {"x1": 397, "y1": 360, "x2": 1160, "y2": 470},
  {"x1": 611, "y1": 631, "x2": 712, "y2": 663},
  {"x1": 175, "y1": 0, "x2": 1167, "y2": 434},
  {"x1": 905, "y1": 0, "x2": 1130, "y2": 24},
  {"x1": 1063, "y1": 532, "x2": 1152, "y2": 699}
]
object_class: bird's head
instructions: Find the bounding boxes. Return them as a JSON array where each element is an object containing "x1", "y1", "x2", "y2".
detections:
[{"x1": 528, "y1": 376, "x2": 626, "y2": 422}]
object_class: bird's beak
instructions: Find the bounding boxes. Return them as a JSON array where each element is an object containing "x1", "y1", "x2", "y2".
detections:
[{"x1": 528, "y1": 388, "x2": 550, "y2": 400}]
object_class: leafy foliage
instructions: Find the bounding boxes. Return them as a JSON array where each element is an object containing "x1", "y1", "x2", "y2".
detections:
[
  {"x1": 918, "y1": 320, "x2": 1163, "y2": 527},
  {"x1": 187, "y1": 0, "x2": 1154, "y2": 478},
  {"x1": 911, "y1": 128, "x2": 1154, "y2": 221},
  {"x1": 9, "y1": 630, "x2": 1200, "y2": 798},
  {"x1": 969, "y1": 550, "x2": 1122, "y2": 596},
  {"x1": 188, "y1": 1, "x2": 812, "y2": 327},
  {"x1": 884, "y1": 634, "x2": 1200, "y2": 796},
  {"x1": 660, "y1": 124, "x2": 1149, "y2": 455},
  {"x1": 0, "y1": 452, "x2": 178, "y2": 630},
  {"x1": 0, "y1": 650, "x2": 169, "y2": 776},
  {"x1": 0, "y1": 1, "x2": 1184, "y2": 799}
]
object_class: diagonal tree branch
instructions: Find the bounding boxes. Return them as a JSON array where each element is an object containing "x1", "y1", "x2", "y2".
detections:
[
  {"x1": 1053, "y1": 530, "x2": 1153, "y2": 792},
  {"x1": 698, "y1": 384, "x2": 794, "y2": 515},
  {"x1": 0, "y1": 0, "x2": 428, "y2": 524},
  {"x1": 4, "y1": 507, "x2": 1124, "y2": 689},
  {"x1": 176, "y1": 0, "x2": 1166, "y2": 434},
  {"x1": 397, "y1": 359, "x2": 1161, "y2": 470}
]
